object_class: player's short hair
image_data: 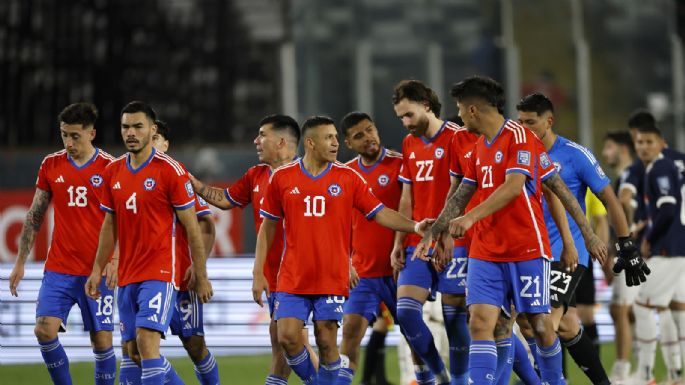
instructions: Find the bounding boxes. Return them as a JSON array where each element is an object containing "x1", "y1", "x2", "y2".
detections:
[
  {"x1": 58, "y1": 102, "x2": 98, "y2": 128},
  {"x1": 392, "y1": 80, "x2": 442, "y2": 116},
  {"x1": 604, "y1": 131, "x2": 634, "y2": 152},
  {"x1": 516, "y1": 92, "x2": 555, "y2": 115},
  {"x1": 154, "y1": 120, "x2": 169, "y2": 141},
  {"x1": 635, "y1": 124, "x2": 663, "y2": 137},
  {"x1": 301, "y1": 116, "x2": 335, "y2": 137},
  {"x1": 121, "y1": 101, "x2": 157, "y2": 123},
  {"x1": 340, "y1": 112, "x2": 373, "y2": 136},
  {"x1": 627, "y1": 109, "x2": 656, "y2": 130},
  {"x1": 258, "y1": 114, "x2": 301, "y2": 144},
  {"x1": 450, "y1": 76, "x2": 505, "y2": 113}
]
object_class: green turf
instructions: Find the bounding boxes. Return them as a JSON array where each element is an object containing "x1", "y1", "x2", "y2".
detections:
[{"x1": 0, "y1": 343, "x2": 668, "y2": 384}]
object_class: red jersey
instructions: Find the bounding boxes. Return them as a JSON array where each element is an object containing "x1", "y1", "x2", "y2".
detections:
[
  {"x1": 260, "y1": 159, "x2": 384, "y2": 296},
  {"x1": 36, "y1": 148, "x2": 115, "y2": 276},
  {"x1": 176, "y1": 196, "x2": 212, "y2": 291},
  {"x1": 399, "y1": 121, "x2": 476, "y2": 247},
  {"x1": 100, "y1": 148, "x2": 197, "y2": 287},
  {"x1": 225, "y1": 163, "x2": 285, "y2": 291},
  {"x1": 346, "y1": 148, "x2": 403, "y2": 278},
  {"x1": 462, "y1": 120, "x2": 556, "y2": 262}
]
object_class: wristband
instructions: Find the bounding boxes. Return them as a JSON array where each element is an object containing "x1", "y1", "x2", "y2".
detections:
[{"x1": 414, "y1": 221, "x2": 421, "y2": 234}]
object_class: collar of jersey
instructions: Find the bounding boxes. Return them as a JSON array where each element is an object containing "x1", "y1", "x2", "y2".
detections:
[
  {"x1": 299, "y1": 158, "x2": 332, "y2": 180},
  {"x1": 357, "y1": 147, "x2": 386, "y2": 173},
  {"x1": 420, "y1": 121, "x2": 447, "y2": 144},
  {"x1": 126, "y1": 147, "x2": 156, "y2": 174},
  {"x1": 68, "y1": 147, "x2": 100, "y2": 170},
  {"x1": 484, "y1": 119, "x2": 508, "y2": 148},
  {"x1": 645, "y1": 152, "x2": 665, "y2": 173}
]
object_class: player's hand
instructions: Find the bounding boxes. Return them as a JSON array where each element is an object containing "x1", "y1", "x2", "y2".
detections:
[
  {"x1": 9, "y1": 263, "x2": 25, "y2": 297},
  {"x1": 349, "y1": 265, "x2": 360, "y2": 289},
  {"x1": 413, "y1": 218, "x2": 435, "y2": 237},
  {"x1": 104, "y1": 259, "x2": 118, "y2": 290},
  {"x1": 584, "y1": 233, "x2": 607, "y2": 265},
  {"x1": 432, "y1": 232, "x2": 454, "y2": 272},
  {"x1": 390, "y1": 243, "x2": 406, "y2": 271},
  {"x1": 449, "y1": 214, "x2": 475, "y2": 239},
  {"x1": 560, "y1": 241, "x2": 579, "y2": 273},
  {"x1": 412, "y1": 231, "x2": 433, "y2": 262},
  {"x1": 252, "y1": 271, "x2": 270, "y2": 308},
  {"x1": 613, "y1": 236, "x2": 651, "y2": 287},
  {"x1": 85, "y1": 272, "x2": 103, "y2": 299},
  {"x1": 192, "y1": 277, "x2": 214, "y2": 304},
  {"x1": 188, "y1": 173, "x2": 204, "y2": 193}
]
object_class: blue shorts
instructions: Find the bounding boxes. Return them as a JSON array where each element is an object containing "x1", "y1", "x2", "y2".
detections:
[
  {"x1": 117, "y1": 281, "x2": 177, "y2": 342},
  {"x1": 466, "y1": 257, "x2": 551, "y2": 314},
  {"x1": 273, "y1": 292, "x2": 346, "y2": 323},
  {"x1": 36, "y1": 271, "x2": 115, "y2": 332},
  {"x1": 169, "y1": 290, "x2": 205, "y2": 338},
  {"x1": 344, "y1": 276, "x2": 397, "y2": 323},
  {"x1": 398, "y1": 246, "x2": 468, "y2": 296},
  {"x1": 268, "y1": 294, "x2": 277, "y2": 318}
]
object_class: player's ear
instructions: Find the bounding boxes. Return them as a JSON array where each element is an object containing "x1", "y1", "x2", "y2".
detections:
[{"x1": 344, "y1": 138, "x2": 352, "y2": 150}]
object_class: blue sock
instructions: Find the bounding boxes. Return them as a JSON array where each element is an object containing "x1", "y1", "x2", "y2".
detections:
[
  {"x1": 141, "y1": 357, "x2": 165, "y2": 385},
  {"x1": 442, "y1": 304, "x2": 470, "y2": 385},
  {"x1": 494, "y1": 338, "x2": 514, "y2": 385},
  {"x1": 397, "y1": 297, "x2": 449, "y2": 383},
  {"x1": 336, "y1": 368, "x2": 354, "y2": 385},
  {"x1": 318, "y1": 357, "x2": 340, "y2": 385},
  {"x1": 119, "y1": 353, "x2": 142, "y2": 385},
  {"x1": 39, "y1": 338, "x2": 72, "y2": 385},
  {"x1": 161, "y1": 356, "x2": 184, "y2": 385},
  {"x1": 512, "y1": 337, "x2": 539, "y2": 385},
  {"x1": 415, "y1": 364, "x2": 437, "y2": 385},
  {"x1": 468, "y1": 340, "x2": 497, "y2": 385},
  {"x1": 536, "y1": 338, "x2": 566, "y2": 385},
  {"x1": 194, "y1": 351, "x2": 220, "y2": 385},
  {"x1": 525, "y1": 337, "x2": 541, "y2": 375},
  {"x1": 265, "y1": 374, "x2": 288, "y2": 385},
  {"x1": 93, "y1": 347, "x2": 116, "y2": 385},
  {"x1": 285, "y1": 347, "x2": 317, "y2": 384}
]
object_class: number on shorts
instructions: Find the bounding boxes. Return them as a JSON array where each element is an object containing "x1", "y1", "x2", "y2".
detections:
[
  {"x1": 520, "y1": 275, "x2": 541, "y2": 298},
  {"x1": 550, "y1": 270, "x2": 572, "y2": 294},
  {"x1": 149, "y1": 292, "x2": 162, "y2": 314},
  {"x1": 96, "y1": 295, "x2": 114, "y2": 316},
  {"x1": 325, "y1": 295, "x2": 345, "y2": 304},
  {"x1": 446, "y1": 257, "x2": 467, "y2": 279},
  {"x1": 178, "y1": 299, "x2": 192, "y2": 321}
]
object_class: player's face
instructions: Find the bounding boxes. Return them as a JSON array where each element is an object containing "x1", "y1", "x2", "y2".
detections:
[
  {"x1": 456, "y1": 101, "x2": 480, "y2": 134},
  {"x1": 394, "y1": 99, "x2": 430, "y2": 137},
  {"x1": 517, "y1": 111, "x2": 553, "y2": 140},
  {"x1": 60, "y1": 123, "x2": 95, "y2": 160},
  {"x1": 601, "y1": 139, "x2": 620, "y2": 168},
  {"x1": 308, "y1": 124, "x2": 339, "y2": 163},
  {"x1": 254, "y1": 124, "x2": 280, "y2": 163},
  {"x1": 345, "y1": 119, "x2": 381, "y2": 159},
  {"x1": 635, "y1": 132, "x2": 664, "y2": 164},
  {"x1": 151, "y1": 133, "x2": 169, "y2": 153},
  {"x1": 121, "y1": 112, "x2": 156, "y2": 154}
]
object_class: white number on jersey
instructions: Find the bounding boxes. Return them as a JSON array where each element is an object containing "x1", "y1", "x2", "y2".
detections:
[
  {"x1": 67, "y1": 186, "x2": 88, "y2": 207},
  {"x1": 446, "y1": 257, "x2": 467, "y2": 279},
  {"x1": 304, "y1": 195, "x2": 326, "y2": 217},
  {"x1": 95, "y1": 295, "x2": 114, "y2": 316},
  {"x1": 126, "y1": 192, "x2": 137, "y2": 214},
  {"x1": 481, "y1": 166, "x2": 494, "y2": 188},
  {"x1": 415, "y1": 160, "x2": 434, "y2": 181},
  {"x1": 519, "y1": 275, "x2": 541, "y2": 298}
]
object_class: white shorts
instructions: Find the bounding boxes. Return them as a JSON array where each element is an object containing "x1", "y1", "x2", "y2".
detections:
[
  {"x1": 611, "y1": 269, "x2": 641, "y2": 306},
  {"x1": 635, "y1": 256, "x2": 685, "y2": 308}
]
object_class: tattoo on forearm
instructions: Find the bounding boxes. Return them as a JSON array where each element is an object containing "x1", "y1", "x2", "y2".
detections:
[
  {"x1": 197, "y1": 185, "x2": 225, "y2": 204},
  {"x1": 431, "y1": 183, "x2": 476, "y2": 237},
  {"x1": 17, "y1": 190, "x2": 51, "y2": 262},
  {"x1": 544, "y1": 174, "x2": 594, "y2": 236}
]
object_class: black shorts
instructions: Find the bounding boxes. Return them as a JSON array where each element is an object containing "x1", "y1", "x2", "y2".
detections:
[
  {"x1": 574, "y1": 258, "x2": 596, "y2": 305},
  {"x1": 549, "y1": 262, "x2": 588, "y2": 311}
]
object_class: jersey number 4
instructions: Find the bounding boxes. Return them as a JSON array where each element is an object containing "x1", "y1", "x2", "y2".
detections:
[{"x1": 126, "y1": 193, "x2": 137, "y2": 214}]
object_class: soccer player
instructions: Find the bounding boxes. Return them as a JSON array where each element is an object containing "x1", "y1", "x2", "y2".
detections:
[
  {"x1": 85, "y1": 101, "x2": 213, "y2": 385},
  {"x1": 336, "y1": 111, "x2": 404, "y2": 384},
  {"x1": 253, "y1": 116, "x2": 430, "y2": 385},
  {"x1": 191, "y1": 114, "x2": 317, "y2": 385},
  {"x1": 391, "y1": 79, "x2": 478, "y2": 385},
  {"x1": 515, "y1": 92, "x2": 642, "y2": 385},
  {"x1": 631, "y1": 125, "x2": 685, "y2": 385},
  {"x1": 8, "y1": 102, "x2": 117, "y2": 385}
]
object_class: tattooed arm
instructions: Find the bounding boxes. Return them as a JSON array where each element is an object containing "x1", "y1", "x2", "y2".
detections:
[
  {"x1": 188, "y1": 174, "x2": 235, "y2": 210},
  {"x1": 543, "y1": 173, "x2": 608, "y2": 263},
  {"x1": 9, "y1": 188, "x2": 52, "y2": 296}
]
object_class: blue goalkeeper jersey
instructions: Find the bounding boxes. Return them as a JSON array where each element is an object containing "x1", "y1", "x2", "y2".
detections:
[{"x1": 542, "y1": 136, "x2": 611, "y2": 266}]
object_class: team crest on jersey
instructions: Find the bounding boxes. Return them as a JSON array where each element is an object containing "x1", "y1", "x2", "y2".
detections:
[
  {"x1": 539, "y1": 153, "x2": 551, "y2": 169},
  {"x1": 434, "y1": 147, "x2": 445, "y2": 159},
  {"x1": 517, "y1": 151, "x2": 531, "y2": 166},
  {"x1": 595, "y1": 165, "x2": 606, "y2": 179},
  {"x1": 494, "y1": 150, "x2": 504, "y2": 164},
  {"x1": 553, "y1": 162, "x2": 563, "y2": 173},
  {"x1": 657, "y1": 176, "x2": 671, "y2": 195},
  {"x1": 90, "y1": 174, "x2": 103, "y2": 187},
  {"x1": 185, "y1": 180, "x2": 194, "y2": 197},
  {"x1": 328, "y1": 183, "x2": 342, "y2": 197},
  {"x1": 378, "y1": 174, "x2": 390, "y2": 186},
  {"x1": 143, "y1": 177, "x2": 156, "y2": 191}
]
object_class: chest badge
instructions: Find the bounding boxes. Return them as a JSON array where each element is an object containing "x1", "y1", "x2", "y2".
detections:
[
  {"x1": 328, "y1": 183, "x2": 342, "y2": 197},
  {"x1": 90, "y1": 174, "x2": 103, "y2": 187},
  {"x1": 434, "y1": 147, "x2": 445, "y2": 159},
  {"x1": 377, "y1": 174, "x2": 390, "y2": 186},
  {"x1": 143, "y1": 177, "x2": 156, "y2": 191},
  {"x1": 495, "y1": 150, "x2": 504, "y2": 164}
]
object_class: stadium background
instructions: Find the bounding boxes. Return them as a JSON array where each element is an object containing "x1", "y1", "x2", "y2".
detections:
[{"x1": 1, "y1": 0, "x2": 684, "y2": 383}]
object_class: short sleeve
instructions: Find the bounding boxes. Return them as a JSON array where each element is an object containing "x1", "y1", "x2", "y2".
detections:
[
  {"x1": 505, "y1": 130, "x2": 536, "y2": 179},
  {"x1": 99, "y1": 166, "x2": 115, "y2": 213},
  {"x1": 398, "y1": 139, "x2": 412, "y2": 184},
  {"x1": 352, "y1": 173, "x2": 384, "y2": 219},
  {"x1": 538, "y1": 149, "x2": 557, "y2": 182},
  {"x1": 570, "y1": 144, "x2": 611, "y2": 194},
  {"x1": 195, "y1": 196, "x2": 212, "y2": 217},
  {"x1": 648, "y1": 162, "x2": 678, "y2": 209},
  {"x1": 166, "y1": 166, "x2": 196, "y2": 210},
  {"x1": 259, "y1": 173, "x2": 283, "y2": 220},
  {"x1": 449, "y1": 134, "x2": 464, "y2": 178},
  {"x1": 462, "y1": 145, "x2": 478, "y2": 186},
  {"x1": 36, "y1": 158, "x2": 51, "y2": 192},
  {"x1": 224, "y1": 171, "x2": 253, "y2": 207}
]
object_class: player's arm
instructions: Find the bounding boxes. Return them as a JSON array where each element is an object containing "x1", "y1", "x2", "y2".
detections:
[
  {"x1": 252, "y1": 218, "x2": 277, "y2": 307},
  {"x1": 543, "y1": 184, "x2": 578, "y2": 271},
  {"x1": 86, "y1": 212, "x2": 117, "y2": 299},
  {"x1": 595, "y1": 185, "x2": 630, "y2": 239},
  {"x1": 9, "y1": 188, "x2": 52, "y2": 296},
  {"x1": 445, "y1": 175, "x2": 462, "y2": 201},
  {"x1": 543, "y1": 173, "x2": 607, "y2": 264},
  {"x1": 177, "y1": 206, "x2": 213, "y2": 303},
  {"x1": 198, "y1": 214, "x2": 216, "y2": 256},
  {"x1": 390, "y1": 183, "x2": 413, "y2": 271},
  {"x1": 189, "y1": 174, "x2": 235, "y2": 210}
]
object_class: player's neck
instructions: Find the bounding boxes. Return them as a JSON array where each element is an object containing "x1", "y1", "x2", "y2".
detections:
[
  {"x1": 69, "y1": 145, "x2": 97, "y2": 166},
  {"x1": 270, "y1": 152, "x2": 296, "y2": 170},
  {"x1": 360, "y1": 148, "x2": 383, "y2": 166},
  {"x1": 424, "y1": 117, "x2": 444, "y2": 139},
  {"x1": 542, "y1": 130, "x2": 557, "y2": 151},
  {"x1": 481, "y1": 115, "x2": 506, "y2": 141},
  {"x1": 129, "y1": 145, "x2": 154, "y2": 168},
  {"x1": 301, "y1": 154, "x2": 329, "y2": 176}
]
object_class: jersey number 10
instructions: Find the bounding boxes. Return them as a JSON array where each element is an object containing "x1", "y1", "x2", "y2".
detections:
[{"x1": 304, "y1": 195, "x2": 326, "y2": 217}]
